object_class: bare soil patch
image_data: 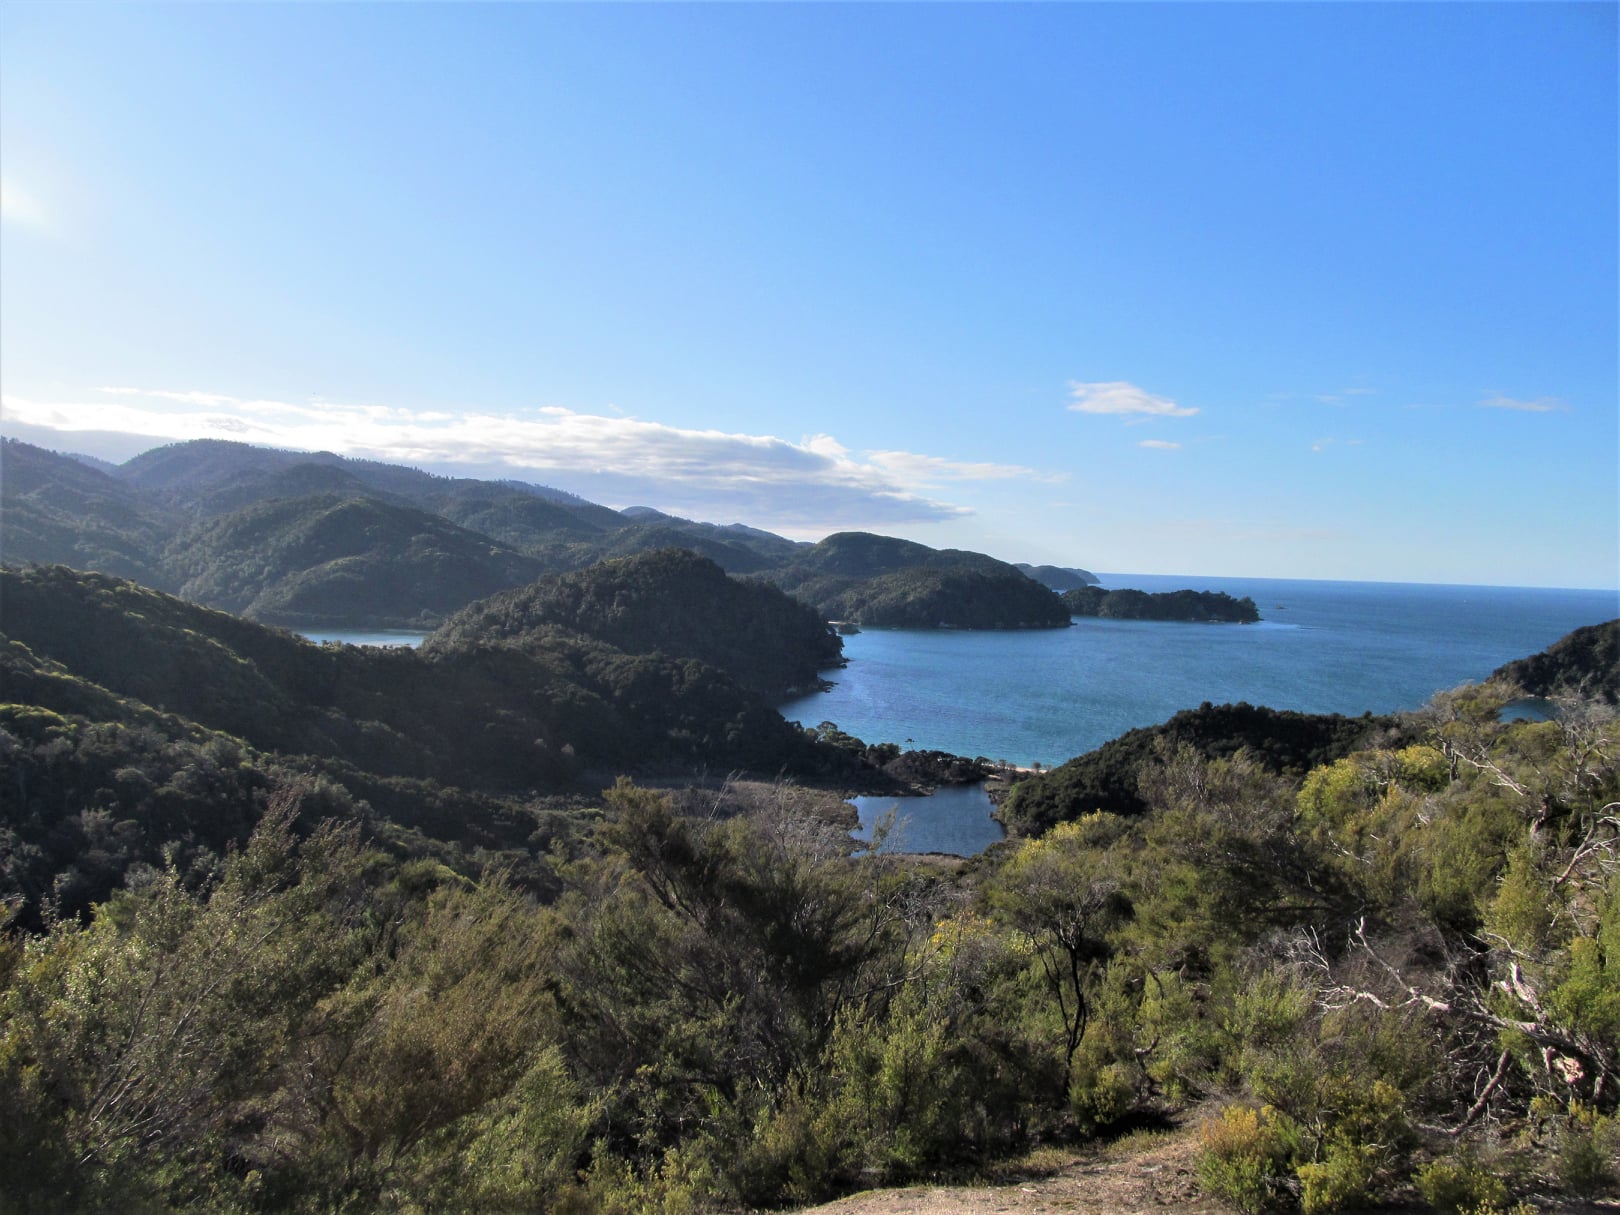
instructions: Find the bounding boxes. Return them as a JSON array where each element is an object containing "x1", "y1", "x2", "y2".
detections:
[{"x1": 782, "y1": 1121, "x2": 1227, "y2": 1215}]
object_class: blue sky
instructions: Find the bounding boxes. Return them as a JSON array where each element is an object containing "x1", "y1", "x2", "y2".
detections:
[{"x1": 2, "y1": 2, "x2": 1615, "y2": 589}]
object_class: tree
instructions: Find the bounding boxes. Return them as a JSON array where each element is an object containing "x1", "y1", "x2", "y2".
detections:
[{"x1": 988, "y1": 815, "x2": 1131, "y2": 1095}]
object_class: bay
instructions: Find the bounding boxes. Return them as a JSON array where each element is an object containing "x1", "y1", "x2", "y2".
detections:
[{"x1": 780, "y1": 576, "x2": 1618, "y2": 771}]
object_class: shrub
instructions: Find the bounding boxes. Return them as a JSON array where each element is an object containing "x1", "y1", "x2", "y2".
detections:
[
  {"x1": 1556, "y1": 1103, "x2": 1619, "y2": 1199},
  {"x1": 1196, "y1": 1105, "x2": 1298, "y2": 1213},
  {"x1": 1068, "y1": 1059, "x2": 1136, "y2": 1135},
  {"x1": 1415, "y1": 1152, "x2": 1509, "y2": 1213},
  {"x1": 1297, "y1": 1142, "x2": 1379, "y2": 1214}
]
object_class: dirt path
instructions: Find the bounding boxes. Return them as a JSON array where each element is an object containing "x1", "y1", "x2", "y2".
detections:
[{"x1": 786, "y1": 1123, "x2": 1228, "y2": 1215}]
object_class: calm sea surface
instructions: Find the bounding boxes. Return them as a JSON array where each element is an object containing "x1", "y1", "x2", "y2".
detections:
[{"x1": 786, "y1": 577, "x2": 1616, "y2": 855}]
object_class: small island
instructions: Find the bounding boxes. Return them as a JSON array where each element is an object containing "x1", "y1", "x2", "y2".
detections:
[{"x1": 1061, "y1": 585, "x2": 1260, "y2": 623}]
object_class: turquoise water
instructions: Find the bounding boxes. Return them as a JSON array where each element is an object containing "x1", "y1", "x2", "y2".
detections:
[{"x1": 780, "y1": 577, "x2": 1618, "y2": 771}]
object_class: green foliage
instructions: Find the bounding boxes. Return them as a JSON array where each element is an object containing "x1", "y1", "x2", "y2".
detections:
[
  {"x1": 1416, "y1": 1150, "x2": 1510, "y2": 1213},
  {"x1": 1492, "y1": 618, "x2": 1619, "y2": 705},
  {"x1": 1296, "y1": 1142, "x2": 1381, "y2": 1214},
  {"x1": 813, "y1": 996, "x2": 965, "y2": 1180},
  {"x1": 791, "y1": 565, "x2": 1071, "y2": 630},
  {"x1": 1062, "y1": 585, "x2": 1260, "y2": 623},
  {"x1": 987, "y1": 816, "x2": 1131, "y2": 1094},
  {"x1": 1, "y1": 438, "x2": 181, "y2": 591},
  {"x1": 428, "y1": 547, "x2": 843, "y2": 699},
  {"x1": 404, "y1": 1044, "x2": 598, "y2": 1211},
  {"x1": 1003, "y1": 701, "x2": 1405, "y2": 835},
  {"x1": 1016, "y1": 562, "x2": 1098, "y2": 591},
  {"x1": 764, "y1": 532, "x2": 1072, "y2": 630},
  {"x1": 1554, "y1": 1102, "x2": 1619, "y2": 1198},
  {"x1": 11, "y1": 438, "x2": 1108, "y2": 639},
  {"x1": 165, "y1": 492, "x2": 548, "y2": 628},
  {"x1": 785, "y1": 530, "x2": 945, "y2": 577},
  {"x1": 1067, "y1": 1056, "x2": 1137, "y2": 1135},
  {"x1": 0, "y1": 563, "x2": 854, "y2": 882},
  {"x1": 0, "y1": 795, "x2": 377, "y2": 1211},
  {"x1": 1196, "y1": 1105, "x2": 1299, "y2": 1213}
]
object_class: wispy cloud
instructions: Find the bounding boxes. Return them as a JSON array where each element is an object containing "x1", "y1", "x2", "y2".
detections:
[
  {"x1": 3, "y1": 388, "x2": 1059, "y2": 529},
  {"x1": 1067, "y1": 380, "x2": 1197, "y2": 419},
  {"x1": 866, "y1": 449, "x2": 1062, "y2": 484},
  {"x1": 1316, "y1": 387, "x2": 1376, "y2": 405},
  {"x1": 1310, "y1": 437, "x2": 1365, "y2": 453},
  {"x1": 1478, "y1": 394, "x2": 1569, "y2": 414},
  {"x1": 1138, "y1": 439, "x2": 1181, "y2": 451}
]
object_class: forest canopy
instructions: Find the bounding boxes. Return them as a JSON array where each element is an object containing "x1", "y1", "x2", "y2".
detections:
[{"x1": 1062, "y1": 586, "x2": 1260, "y2": 624}]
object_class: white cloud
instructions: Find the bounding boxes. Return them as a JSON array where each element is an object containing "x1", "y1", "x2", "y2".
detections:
[
  {"x1": 1310, "y1": 438, "x2": 1365, "y2": 453},
  {"x1": 2, "y1": 388, "x2": 1064, "y2": 529},
  {"x1": 1067, "y1": 380, "x2": 1197, "y2": 419},
  {"x1": 1478, "y1": 394, "x2": 1568, "y2": 414},
  {"x1": 1138, "y1": 439, "x2": 1181, "y2": 451}
]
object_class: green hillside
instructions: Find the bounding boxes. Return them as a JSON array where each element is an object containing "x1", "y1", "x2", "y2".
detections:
[
  {"x1": 767, "y1": 530, "x2": 1072, "y2": 629},
  {"x1": 1062, "y1": 585, "x2": 1261, "y2": 623},
  {"x1": 1492, "y1": 618, "x2": 1619, "y2": 704},
  {"x1": 428, "y1": 547, "x2": 843, "y2": 699},
  {"x1": 999, "y1": 701, "x2": 1408, "y2": 835},
  {"x1": 164, "y1": 493, "x2": 549, "y2": 627},
  {"x1": 0, "y1": 563, "x2": 861, "y2": 924},
  {"x1": 0, "y1": 439, "x2": 180, "y2": 588}
]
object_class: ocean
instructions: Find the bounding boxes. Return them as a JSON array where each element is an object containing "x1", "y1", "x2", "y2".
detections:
[{"x1": 782, "y1": 577, "x2": 1617, "y2": 855}]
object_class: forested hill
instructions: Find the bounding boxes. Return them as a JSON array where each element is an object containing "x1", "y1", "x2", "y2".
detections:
[
  {"x1": 3, "y1": 437, "x2": 1090, "y2": 630},
  {"x1": 1062, "y1": 585, "x2": 1260, "y2": 623},
  {"x1": 0, "y1": 562, "x2": 864, "y2": 923},
  {"x1": 998, "y1": 701, "x2": 1409, "y2": 836},
  {"x1": 163, "y1": 493, "x2": 548, "y2": 627},
  {"x1": 0, "y1": 437, "x2": 182, "y2": 589},
  {"x1": 1492, "y1": 617, "x2": 1619, "y2": 704},
  {"x1": 425, "y1": 547, "x2": 844, "y2": 699},
  {"x1": 763, "y1": 531, "x2": 1073, "y2": 629}
]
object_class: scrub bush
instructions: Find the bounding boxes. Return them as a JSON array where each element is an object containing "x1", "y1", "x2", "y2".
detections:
[
  {"x1": 1195, "y1": 1104, "x2": 1298, "y2": 1213},
  {"x1": 1415, "y1": 1151, "x2": 1509, "y2": 1213}
]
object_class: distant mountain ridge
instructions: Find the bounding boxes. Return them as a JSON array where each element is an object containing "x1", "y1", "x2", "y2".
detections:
[
  {"x1": 2, "y1": 436, "x2": 1090, "y2": 631},
  {"x1": 1015, "y1": 562, "x2": 1100, "y2": 590}
]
